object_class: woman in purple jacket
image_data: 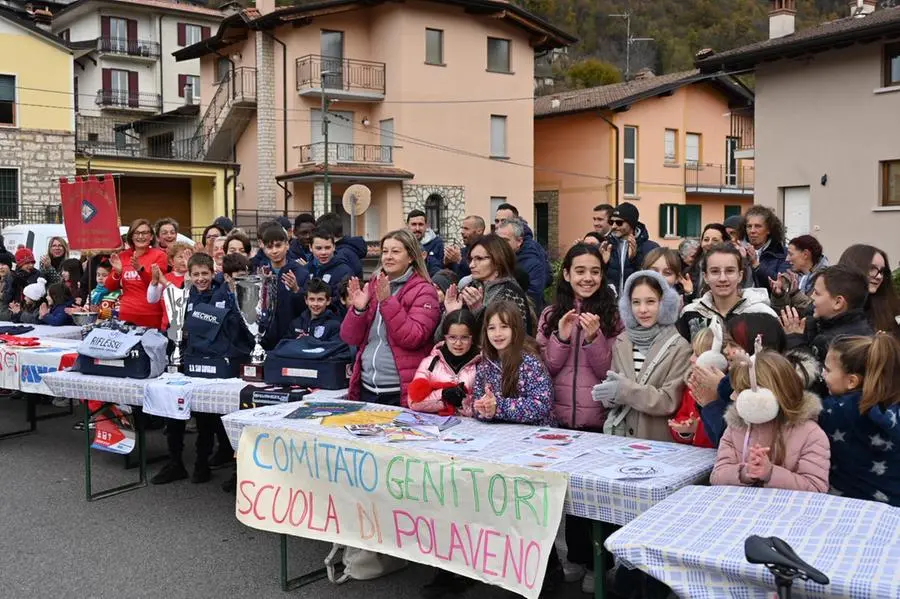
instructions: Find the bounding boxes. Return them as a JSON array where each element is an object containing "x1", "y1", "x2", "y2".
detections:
[
  {"x1": 537, "y1": 243, "x2": 621, "y2": 590},
  {"x1": 340, "y1": 229, "x2": 441, "y2": 406}
]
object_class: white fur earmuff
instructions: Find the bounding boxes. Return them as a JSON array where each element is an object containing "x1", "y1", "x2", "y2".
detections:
[
  {"x1": 735, "y1": 336, "x2": 779, "y2": 425},
  {"x1": 696, "y1": 319, "x2": 728, "y2": 371}
]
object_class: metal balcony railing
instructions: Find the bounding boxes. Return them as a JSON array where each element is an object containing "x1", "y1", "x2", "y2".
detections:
[
  {"x1": 296, "y1": 55, "x2": 386, "y2": 96},
  {"x1": 298, "y1": 142, "x2": 392, "y2": 165},
  {"x1": 95, "y1": 89, "x2": 162, "y2": 111},
  {"x1": 75, "y1": 115, "x2": 201, "y2": 161},
  {"x1": 684, "y1": 164, "x2": 755, "y2": 194},
  {"x1": 97, "y1": 37, "x2": 160, "y2": 59},
  {"x1": 731, "y1": 107, "x2": 755, "y2": 151}
]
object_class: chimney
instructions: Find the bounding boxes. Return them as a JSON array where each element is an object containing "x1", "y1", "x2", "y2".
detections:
[
  {"x1": 769, "y1": 0, "x2": 796, "y2": 40},
  {"x1": 254, "y1": 0, "x2": 275, "y2": 15},
  {"x1": 32, "y1": 7, "x2": 52, "y2": 31},
  {"x1": 634, "y1": 68, "x2": 655, "y2": 80},
  {"x1": 850, "y1": 0, "x2": 877, "y2": 17}
]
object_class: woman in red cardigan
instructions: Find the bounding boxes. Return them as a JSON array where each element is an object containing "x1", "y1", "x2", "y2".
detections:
[{"x1": 104, "y1": 219, "x2": 169, "y2": 329}]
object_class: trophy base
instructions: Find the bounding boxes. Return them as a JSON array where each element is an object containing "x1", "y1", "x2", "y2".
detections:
[
  {"x1": 167, "y1": 364, "x2": 183, "y2": 375},
  {"x1": 240, "y1": 363, "x2": 265, "y2": 382}
]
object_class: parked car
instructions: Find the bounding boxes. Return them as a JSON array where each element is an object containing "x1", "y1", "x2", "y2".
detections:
[{"x1": 2, "y1": 224, "x2": 194, "y2": 260}]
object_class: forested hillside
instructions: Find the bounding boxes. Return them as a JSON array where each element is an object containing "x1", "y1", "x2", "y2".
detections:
[{"x1": 518, "y1": 0, "x2": 855, "y2": 74}]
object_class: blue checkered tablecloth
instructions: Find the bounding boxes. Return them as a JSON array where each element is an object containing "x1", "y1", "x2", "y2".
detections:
[
  {"x1": 605, "y1": 485, "x2": 900, "y2": 599},
  {"x1": 222, "y1": 403, "x2": 715, "y2": 524},
  {"x1": 40, "y1": 369, "x2": 247, "y2": 415}
]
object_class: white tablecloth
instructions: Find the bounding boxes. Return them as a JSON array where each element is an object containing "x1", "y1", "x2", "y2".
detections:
[
  {"x1": 222, "y1": 403, "x2": 716, "y2": 525},
  {"x1": 0, "y1": 338, "x2": 81, "y2": 393},
  {"x1": 605, "y1": 485, "x2": 900, "y2": 599},
  {"x1": 41, "y1": 369, "x2": 247, "y2": 415},
  {"x1": 0, "y1": 321, "x2": 83, "y2": 340}
]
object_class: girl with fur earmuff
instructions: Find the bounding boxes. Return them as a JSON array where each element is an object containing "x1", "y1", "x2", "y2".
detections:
[
  {"x1": 710, "y1": 348, "x2": 830, "y2": 491},
  {"x1": 592, "y1": 270, "x2": 692, "y2": 441}
]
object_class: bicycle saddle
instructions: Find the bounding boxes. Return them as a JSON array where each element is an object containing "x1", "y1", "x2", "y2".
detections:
[{"x1": 744, "y1": 535, "x2": 830, "y2": 585}]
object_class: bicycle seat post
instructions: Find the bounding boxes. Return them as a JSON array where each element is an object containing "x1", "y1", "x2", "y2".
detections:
[{"x1": 771, "y1": 568, "x2": 796, "y2": 599}]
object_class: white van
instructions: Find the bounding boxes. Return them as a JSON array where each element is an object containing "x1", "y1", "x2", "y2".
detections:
[{"x1": 2, "y1": 224, "x2": 195, "y2": 260}]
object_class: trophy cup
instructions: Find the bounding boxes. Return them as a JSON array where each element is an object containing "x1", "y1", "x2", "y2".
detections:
[
  {"x1": 235, "y1": 268, "x2": 277, "y2": 381},
  {"x1": 163, "y1": 284, "x2": 188, "y2": 374}
]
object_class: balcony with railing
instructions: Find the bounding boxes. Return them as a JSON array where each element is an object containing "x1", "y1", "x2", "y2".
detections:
[
  {"x1": 97, "y1": 37, "x2": 160, "y2": 60},
  {"x1": 95, "y1": 90, "x2": 162, "y2": 112},
  {"x1": 684, "y1": 163, "x2": 754, "y2": 196},
  {"x1": 296, "y1": 55, "x2": 386, "y2": 102},
  {"x1": 297, "y1": 142, "x2": 393, "y2": 165},
  {"x1": 731, "y1": 107, "x2": 755, "y2": 158},
  {"x1": 76, "y1": 115, "x2": 201, "y2": 161}
]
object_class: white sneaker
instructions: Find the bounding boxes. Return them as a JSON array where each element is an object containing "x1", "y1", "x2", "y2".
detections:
[
  {"x1": 581, "y1": 572, "x2": 595, "y2": 594},
  {"x1": 563, "y1": 563, "x2": 585, "y2": 583},
  {"x1": 52, "y1": 398, "x2": 71, "y2": 408}
]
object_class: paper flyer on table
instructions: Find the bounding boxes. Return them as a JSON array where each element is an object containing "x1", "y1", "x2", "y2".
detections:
[
  {"x1": 422, "y1": 432, "x2": 493, "y2": 453},
  {"x1": 592, "y1": 460, "x2": 686, "y2": 480},
  {"x1": 504, "y1": 446, "x2": 589, "y2": 470},
  {"x1": 596, "y1": 440, "x2": 682, "y2": 460},
  {"x1": 521, "y1": 428, "x2": 584, "y2": 447}
]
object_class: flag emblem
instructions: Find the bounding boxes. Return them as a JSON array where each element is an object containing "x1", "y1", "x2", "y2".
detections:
[{"x1": 81, "y1": 199, "x2": 97, "y2": 223}]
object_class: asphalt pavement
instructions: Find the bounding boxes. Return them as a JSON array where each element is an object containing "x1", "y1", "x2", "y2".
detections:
[{"x1": 0, "y1": 397, "x2": 588, "y2": 599}]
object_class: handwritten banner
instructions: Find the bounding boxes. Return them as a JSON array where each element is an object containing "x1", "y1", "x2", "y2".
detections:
[{"x1": 236, "y1": 426, "x2": 568, "y2": 598}]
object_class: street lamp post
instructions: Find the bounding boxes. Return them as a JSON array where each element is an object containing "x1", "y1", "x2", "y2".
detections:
[{"x1": 320, "y1": 70, "x2": 332, "y2": 214}]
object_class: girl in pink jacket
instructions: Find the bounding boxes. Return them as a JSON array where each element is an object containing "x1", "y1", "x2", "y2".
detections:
[
  {"x1": 711, "y1": 350, "x2": 830, "y2": 492},
  {"x1": 538, "y1": 243, "x2": 621, "y2": 431},
  {"x1": 408, "y1": 309, "x2": 480, "y2": 417}
]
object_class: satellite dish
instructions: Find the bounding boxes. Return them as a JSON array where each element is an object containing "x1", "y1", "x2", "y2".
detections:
[{"x1": 342, "y1": 184, "x2": 371, "y2": 216}]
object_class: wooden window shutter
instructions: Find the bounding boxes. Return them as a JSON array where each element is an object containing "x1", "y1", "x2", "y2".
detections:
[
  {"x1": 178, "y1": 74, "x2": 187, "y2": 97},
  {"x1": 101, "y1": 16, "x2": 110, "y2": 38},
  {"x1": 177, "y1": 22, "x2": 186, "y2": 46},
  {"x1": 201, "y1": 26, "x2": 211, "y2": 40},
  {"x1": 101, "y1": 68, "x2": 112, "y2": 90},
  {"x1": 658, "y1": 204, "x2": 668, "y2": 239},
  {"x1": 127, "y1": 19, "x2": 137, "y2": 42},
  {"x1": 128, "y1": 71, "x2": 139, "y2": 107}
]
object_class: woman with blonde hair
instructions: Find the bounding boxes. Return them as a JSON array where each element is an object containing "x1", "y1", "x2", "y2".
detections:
[
  {"x1": 38, "y1": 236, "x2": 70, "y2": 284},
  {"x1": 341, "y1": 229, "x2": 441, "y2": 406}
]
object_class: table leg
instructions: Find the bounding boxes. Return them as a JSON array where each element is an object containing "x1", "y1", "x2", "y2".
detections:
[
  {"x1": 593, "y1": 521, "x2": 607, "y2": 599},
  {"x1": 0, "y1": 393, "x2": 37, "y2": 440},
  {"x1": 84, "y1": 403, "x2": 148, "y2": 501},
  {"x1": 279, "y1": 534, "x2": 328, "y2": 591}
]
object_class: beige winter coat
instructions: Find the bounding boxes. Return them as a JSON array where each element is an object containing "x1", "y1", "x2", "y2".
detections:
[{"x1": 605, "y1": 324, "x2": 693, "y2": 441}]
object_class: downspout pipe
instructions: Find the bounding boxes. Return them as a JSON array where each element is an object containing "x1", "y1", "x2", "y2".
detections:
[
  {"x1": 262, "y1": 30, "x2": 290, "y2": 215},
  {"x1": 597, "y1": 110, "x2": 620, "y2": 207}
]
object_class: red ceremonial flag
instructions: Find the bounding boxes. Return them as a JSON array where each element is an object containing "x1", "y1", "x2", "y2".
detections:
[{"x1": 59, "y1": 175, "x2": 121, "y2": 251}]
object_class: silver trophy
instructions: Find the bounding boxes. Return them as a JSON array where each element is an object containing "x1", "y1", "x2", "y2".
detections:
[
  {"x1": 163, "y1": 284, "x2": 189, "y2": 373},
  {"x1": 234, "y1": 269, "x2": 277, "y2": 380}
]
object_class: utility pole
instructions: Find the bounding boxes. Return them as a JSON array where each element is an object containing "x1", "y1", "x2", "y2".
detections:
[
  {"x1": 608, "y1": 12, "x2": 654, "y2": 80},
  {"x1": 320, "y1": 71, "x2": 331, "y2": 213}
]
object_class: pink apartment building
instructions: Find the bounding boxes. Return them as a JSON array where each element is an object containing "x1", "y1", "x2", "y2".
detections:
[
  {"x1": 534, "y1": 70, "x2": 756, "y2": 256},
  {"x1": 174, "y1": 0, "x2": 574, "y2": 242}
]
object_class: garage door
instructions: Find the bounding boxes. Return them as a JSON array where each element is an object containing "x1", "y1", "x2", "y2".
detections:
[
  {"x1": 782, "y1": 186, "x2": 810, "y2": 241},
  {"x1": 118, "y1": 176, "x2": 192, "y2": 232}
]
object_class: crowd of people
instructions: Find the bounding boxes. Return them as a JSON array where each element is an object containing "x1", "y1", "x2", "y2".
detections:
[{"x1": 2, "y1": 199, "x2": 899, "y2": 598}]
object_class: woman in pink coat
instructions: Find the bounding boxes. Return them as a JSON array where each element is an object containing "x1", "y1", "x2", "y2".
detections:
[
  {"x1": 408, "y1": 309, "x2": 480, "y2": 416},
  {"x1": 711, "y1": 350, "x2": 830, "y2": 492},
  {"x1": 340, "y1": 229, "x2": 441, "y2": 406}
]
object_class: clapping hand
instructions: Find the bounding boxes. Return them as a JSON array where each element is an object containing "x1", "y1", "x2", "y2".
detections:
[
  {"x1": 39, "y1": 303, "x2": 49, "y2": 318},
  {"x1": 557, "y1": 309, "x2": 578, "y2": 342},
  {"x1": 779, "y1": 306, "x2": 806, "y2": 335},
  {"x1": 579, "y1": 312, "x2": 601, "y2": 342},
  {"x1": 443, "y1": 284, "x2": 463, "y2": 312},
  {"x1": 8, "y1": 301, "x2": 20, "y2": 315},
  {"x1": 591, "y1": 371, "x2": 622, "y2": 408},
  {"x1": 444, "y1": 245, "x2": 461, "y2": 265},
  {"x1": 40, "y1": 255, "x2": 51, "y2": 270},
  {"x1": 680, "y1": 273, "x2": 694, "y2": 295},
  {"x1": 375, "y1": 272, "x2": 391, "y2": 303},
  {"x1": 281, "y1": 270, "x2": 300, "y2": 293},
  {"x1": 745, "y1": 444, "x2": 772, "y2": 482},
  {"x1": 474, "y1": 384, "x2": 497, "y2": 419},
  {"x1": 109, "y1": 252, "x2": 123, "y2": 273},
  {"x1": 130, "y1": 254, "x2": 141, "y2": 272},
  {"x1": 347, "y1": 277, "x2": 370, "y2": 312},
  {"x1": 460, "y1": 285, "x2": 484, "y2": 311},
  {"x1": 150, "y1": 263, "x2": 163, "y2": 286},
  {"x1": 599, "y1": 241, "x2": 612, "y2": 265},
  {"x1": 668, "y1": 417, "x2": 699, "y2": 437},
  {"x1": 626, "y1": 235, "x2": 637, "y2": 259}
]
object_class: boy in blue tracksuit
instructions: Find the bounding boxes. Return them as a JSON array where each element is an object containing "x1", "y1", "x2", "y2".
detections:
[
  {"x1": 152, "y1": 253, "x2": 254, "y2": 486},
  {"x1": 306, "y1": 227, "x2": 353, "y2": 311},
  {"x1": 316, "y1": 212, "x2": 367, "y2": 278},
  {"x1": 288, "y1": 278, "x2": 342, "y2": 343},
  {"x1": 289, "y1": 213, "x2": 315, "y2": 264},
  {"x1": 258, "y1": 222, "x2": 309, "y2": 350}
]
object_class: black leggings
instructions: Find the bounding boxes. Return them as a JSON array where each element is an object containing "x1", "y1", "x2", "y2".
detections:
[{"x1": 164, "y1": 413, "x2": 221, "y2": 467}]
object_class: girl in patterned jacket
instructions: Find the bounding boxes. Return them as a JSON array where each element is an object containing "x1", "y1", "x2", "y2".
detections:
[{"x1": 472, "y1": 300, "x2": 554, "y2": 426}]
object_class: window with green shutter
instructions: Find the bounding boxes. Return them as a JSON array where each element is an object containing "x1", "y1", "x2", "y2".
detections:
[
  {"x1": 0, "y1": 168, "x2": 19, "y2": 220},
  {"x1": 725, "y1": 205, "x2": 742, "y2": 220},
  {"x1": 0, "y1": 75, "x2": 15, "y2": 125},
  {"x1": 677, "y1": 205, "x2": 702, "y2": 238}
]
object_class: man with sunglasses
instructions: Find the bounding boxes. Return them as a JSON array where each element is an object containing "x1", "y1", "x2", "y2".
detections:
[{"x1": 605, "y1": 202, "x2": 659, "y2": 295}]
